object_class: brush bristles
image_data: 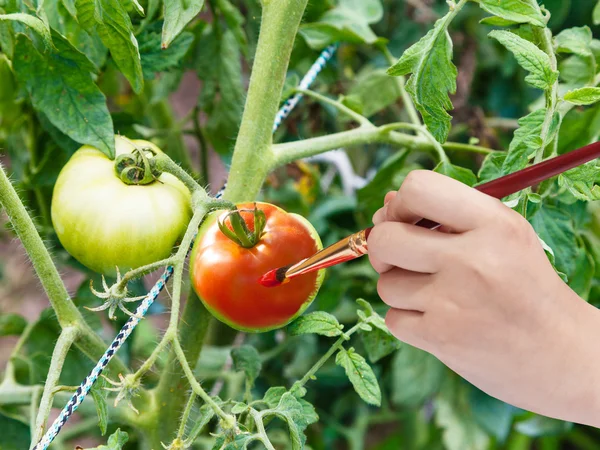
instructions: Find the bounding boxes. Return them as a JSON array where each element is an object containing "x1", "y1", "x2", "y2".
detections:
[{"x1": 258, "y1": 265, "x2": 291, "y2": 288}]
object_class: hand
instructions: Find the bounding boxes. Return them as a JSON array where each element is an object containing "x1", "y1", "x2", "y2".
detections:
[{"x1": 368, "y1": 170, "x2": 600, "y2": 427}]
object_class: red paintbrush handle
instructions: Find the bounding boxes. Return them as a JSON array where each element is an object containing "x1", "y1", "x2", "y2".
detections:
[{"x1": 411, "y1": 141, "x2": 600, "y2": 230}]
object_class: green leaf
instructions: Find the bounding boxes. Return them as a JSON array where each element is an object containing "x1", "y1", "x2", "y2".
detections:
[
  {"x1": 83, "y1": 428, "x2": 129, "y2": 449},
  {"x1": 231, "y1": 345, "x2": 261, "y2": 387},
  {"x1": 347, "y1": 66, "x2": 401, "y2": 117},
  {"x1": 138, "y1": 29, "x2": 193, "y2": 79},
  {"x1": 215, "y1": 0, "x2": 247, "y2": 52},
  {"x1": 564, "y1": 87, "x2": 600, "y2": 106},
  {"x1": 195, "y1": 27, "x2": 243, "y2": 155},
  {"x1": 555, "y1": 26, "x2": 592, "y2": 57},
  {"x1": 489, "y1": 30, "x2": 558, "y2": 90},
  {"x1": 0, "y1": 313, "x2": 27, "y2": 336},
  {"x1": 162, "y1": 0, "x2": 204, "y2": 48},
  {"x1": 530, "y1": 206, "x2": 578, "y2": 276},
  {"x1": 335, "y1": 347, "x2": 381, "y2": 406},
  {"x1": 0, "y1": 13, "x2": 52, "y2": 49},
  {"x1": 468, "y1": 386, "x2": 519, "y2": 443},
  {"x1": 434, "y1": 161, "x2": 477, "y2": 186},
  {"x1": 558, "y1": 161, "x2": 600, "y2": 202},
  {"x1": 387, "y1": 12, "x2": 458, "y2": 143},
  {"x1": 515, "y1": 415, "x2": 572, "y2": 437},
  {"x1": 477, "y1": 152, "x2": 507, "y2": 184},
  {"x1": 502, "y1": 109, "x2": 557, "y2": 174},
  {"x1": 478, "y1": 0, "x2": 545, "y2": 27},
  {"x1": 595, "y1": 0, "x2": 600, "y2": 26},
  {"x1": 90, "y1": 383, "x2": 109, "y2": 435},
  {"x1": 299, "y1": 0, "x2": 383, "y2": 49},
  {"x1": 361, "y1": 326, "x2": 401, "y2": 363},
  {"x1": 264, "y1": 392, "x2": 318, "y2": 450},
  {"x1": 288, "y1": 311, "x2": 343, "y2": 337},
  {"x1": 559, "y1": 55, "x2": 595, "y2": 86},
  {"x1": 434, "y1": 378, "x2": 490, "y2": 450},
  {"x1": 75, "y1": 0, "x2": 144, "y2": 93},
  {"x1": 12, "y1": 32, "x2": 115, "y2": 158},
  {"x1": 557, "y1": 104, "x2": 600, "y2": 155},
  {"x1": 568, "y1": 245, "x2": 595, "y2": 299},
  {"x1": 357, "y1": 150, "x2": 410, "y2": 220},
  {"x1": 391, "y1": 344, "x2": 445, "y2": 407},
  {"x1": 0, "y1": 412, "x2": 30, "y2": 450}
]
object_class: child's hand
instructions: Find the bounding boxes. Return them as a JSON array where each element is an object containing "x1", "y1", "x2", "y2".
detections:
[{"x1": 368, "y1": 170, "x2": 600, "y2": 427}]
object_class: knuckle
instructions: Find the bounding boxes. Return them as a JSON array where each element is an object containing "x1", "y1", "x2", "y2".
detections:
[{"x1": 399, "y1": 170, "x2": 427, "y2": 198}]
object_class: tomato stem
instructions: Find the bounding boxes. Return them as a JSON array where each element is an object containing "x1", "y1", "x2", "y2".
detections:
[{"x1": 218, "y1": 205, "x2": 267, "y2": 248}]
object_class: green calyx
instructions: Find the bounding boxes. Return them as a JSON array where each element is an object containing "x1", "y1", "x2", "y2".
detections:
[
  {"x1": 218, "y1": 204, "x2": 267, "y2": 248},
  {"x1": 114, "y1": 146, "x2": 162, "y2": 186}
]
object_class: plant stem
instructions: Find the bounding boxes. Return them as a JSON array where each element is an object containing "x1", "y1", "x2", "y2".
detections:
[
  {"x1": 296, "y1": 89, "x2": 373, "y2": 126},
  {"x1": 382, "y1": 46, "x2": 421, "y2": 126},
  {"x1": 172, "y1": 339, "x2": 231, "y2": 422},
  {"x1": 292, "y1": 323, "x2": 361, "y2": 392},
  {"x1": 223, "y1": 0, "x2": 310, "y2": 201},
  {"x1": 30, "y1": 326, "x2": 79, "y2": 447},
  {"x1": 533, "y1": 22, "x2": 559, "y2": 164},
  {"x1": 177, "y1": 392, "x2": 197, "y2": 439},
  {"x1": 0, "y1": 164, "x2": 128, "y2": 374},
  {"x1": 271, "y1": 125, "x2": 493, "y2": 167},
  {"x1": 149, "y1": 291, "x2": 213, "y2": 447},
  {"x1": 252, "y1": 409, "x2": 276, "y2": 450},
  {"x1": 155, "y1": 153, "x2": 205, "y2": 195}
]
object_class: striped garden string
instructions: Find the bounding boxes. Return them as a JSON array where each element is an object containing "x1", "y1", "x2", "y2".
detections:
[{"x1": 32, "y1": 43, "x2": 338, "y2": 450}]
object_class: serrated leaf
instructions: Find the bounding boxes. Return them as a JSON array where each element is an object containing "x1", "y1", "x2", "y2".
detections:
[
  {"x1": 138, "y1": 29, "x2": 193, "y2": 79},
  {"x1": 478, "y1": 0, "x2": 545, "y2": 27},
  {"x1": 558, "y1": 161, "x2": 600, "y2": 202},
  {"x1": 75, "y1": 0, "x2": 144, "y2": 93},
  {"x1": 335, "y1": 347, "x2": 381, "y2": 406},
  {"x1": 266, "y1": 392, "x2": 318, "y2": 450},
  {"x1": 555, "y1": 26, "x2": 592, "y2": 57},
  {"x1": 435, "y1": 378, "x2": 490, "y2": 450},
  {"x1": 502, "y1": 109, "x2": 556, "y2": 174},
  {"x1": 231, "y1": 345, "x2": 261, "y2": 387},
  {"x1": 564, "y1": 87, "x2": 600, "y2": 106},
  {"x1": 435, "y1": 161, "x2": 477, "y2": 186},
  {"x1": 83, "y1": 428, "x2": 128, "y2": 449},
  {"x1": 288, "y1": 311, "x2": 343, "y2": 337},
  {"x1": 361, "y1": 326, "x2": 401, "y2": 363},
  {"x1": 347, "y1": 65, "x2": 401, "y2": 117},
  {"x1": 299, "y1": 0, "x2": 382, "y2": 48},
  {"x1": 391, "y1": 344, "x2": 445, "y2": 407},
  {"x1": 12, "y1": 32, "x2": 115, "y2": 158},
  {"x1": 387, "y1": 12, "x2": 458, "y2": 143},
  {"x1": 195, "y1": 27, "x2": 244, "y2": 155},
  {"x1": 0, "y1": 13, "x2": 52, "y2": 49},
  {"x1": 162, "y1": 0, "x2": 204, "y2": 48},
  {"x1": 477, "y1": 152, "x2": 507, "y2": 183},
  {"x1": 90, "y1": 384, "x2": 109, "y2": 435},
  {"x1": 489, "y1": 30, "x2": 557, "y2": 90},
  {"x1": 530, "y1": 206, "x2": 578, "y2": 276},
  {"x1": 215, "y1": 0, "x2": 247, "y2": 52},
  {"x1": 559, "y1": 55, "x2": 595, "y2": 86},
  {"x1": 0, "y1": 313, "x2": 27, "y2": 336}
]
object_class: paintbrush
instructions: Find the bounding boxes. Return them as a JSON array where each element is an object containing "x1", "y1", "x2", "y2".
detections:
[{"x1": 258, "y1": 140, "x2": 600, "y2": 288}]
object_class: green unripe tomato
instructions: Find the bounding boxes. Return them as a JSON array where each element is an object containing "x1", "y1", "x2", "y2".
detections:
[{"x1": 51, "y1": 136, "x2": 192, "y2": 276}]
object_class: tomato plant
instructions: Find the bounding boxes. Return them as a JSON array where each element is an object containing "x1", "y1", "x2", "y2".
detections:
[
  {"x1": 1, "y1": 0, "x2": 600, "y2": 449},
  {"x1": 190, "y1": 202, "x2": 324, "y2": 332},
  {"x1": 51, "y1": 136, "x2": 192, "y2": 276}
]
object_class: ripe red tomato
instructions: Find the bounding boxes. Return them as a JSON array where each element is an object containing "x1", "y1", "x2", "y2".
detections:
[{"x1": 190, "y1": 202, "x2": 324, "y2": 332}]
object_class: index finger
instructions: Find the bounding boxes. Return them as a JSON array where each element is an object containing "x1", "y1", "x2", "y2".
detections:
[{"x1": 386, "y1": 170, "x2": 504, "y2": 232}]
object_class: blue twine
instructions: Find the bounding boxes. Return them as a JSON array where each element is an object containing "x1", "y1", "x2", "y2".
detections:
[{"x1": 32, "y1": 43, "x2": 337, "y2": 450}]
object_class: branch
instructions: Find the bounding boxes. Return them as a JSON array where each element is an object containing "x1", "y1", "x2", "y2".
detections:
[
  {"x1": 0, "y1": 164, "x2": 128, "y2": 374},
  {"x1": 30, "y1": 326, "x2": 79, "y2": 447},
  {"x1": 271, "y1": 124, "x2": 494, "y2": 167},
  {"x1": 296, "y1": 89, "x2": 373, "y2": 126}
]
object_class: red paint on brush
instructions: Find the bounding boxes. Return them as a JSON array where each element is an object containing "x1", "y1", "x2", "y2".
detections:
[{"x1": 258, "y1": 267, "x2": 290, "y2": 287}]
